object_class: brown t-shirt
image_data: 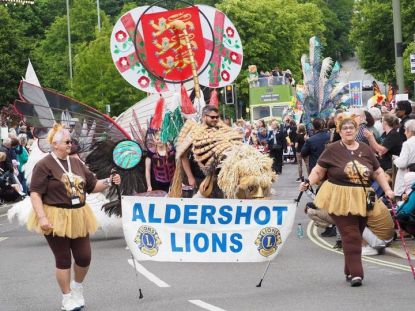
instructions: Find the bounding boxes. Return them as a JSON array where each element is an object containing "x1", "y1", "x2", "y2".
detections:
[
  {"x1": 317, "y1": 141, "x2": 380, "y2": 186},
  {"x1": 30, "y1": 154, "x2": 97, "y2": 207}
]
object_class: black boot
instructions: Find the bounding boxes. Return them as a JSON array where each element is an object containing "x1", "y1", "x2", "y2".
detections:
[
  {"x1": 333, "y1": 240, "x2": 342, "y2": 249},
  {"x1": 321, "y1": 225, "x2": 337, "y2": 237}
]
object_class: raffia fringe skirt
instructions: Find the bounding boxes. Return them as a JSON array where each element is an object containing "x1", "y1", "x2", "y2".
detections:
[
  {"x1": 27, "y1": 204, "x2": 97, "y2": 238},
  {"x1": 314, "y1": 181, "x2": 382, "y2": 217}
]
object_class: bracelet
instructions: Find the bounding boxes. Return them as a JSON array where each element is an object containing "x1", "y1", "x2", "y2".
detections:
[{"x1": 104, "y1": 177, "x2": 112, "y2": 186}]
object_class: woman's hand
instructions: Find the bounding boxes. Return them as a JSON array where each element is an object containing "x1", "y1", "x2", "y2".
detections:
[
  {"x1": 299, "y1": 181, "x2": 309, "y2": 192},
  {"x1": 38, "y1": 216, "x2": 53, "y2": 232},
  {"x1": 188, "y1": 176, "x2": 196, "y2": 188},
  {"x1": 111, "y1": 173, "x2": 121, "y2": 185},
  {"x1": 147, "y1": 186, "x2": 152, "y2": 192},
  {"x1": 385, "y1": 189, "x2": 395, "y2": 201},
  {"x1": 363, "y1": 128, "x2": 374, "y2": 140}
]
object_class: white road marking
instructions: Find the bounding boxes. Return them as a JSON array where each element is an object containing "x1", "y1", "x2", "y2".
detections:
[
  {"x1": 189, "y1": 300, "x2": 227, "y2": 311},
  {"x1": 0, "y1": 237, "x2": 8, "y2": 242},
  {"x1": 127, "y1": 259, "x2": 170, "y2": 288},
  {"x1": 307, "y1": 221, "x2": 412, "y2": 272}
]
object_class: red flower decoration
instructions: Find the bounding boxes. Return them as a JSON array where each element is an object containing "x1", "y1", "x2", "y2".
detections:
[
  {"x1": 221, "y1": 70, "x2": 230, "y2": 82},
  {"x1": 226, "y1": 27, "x2": 235, "y2": 38},
  {"x1": 115, "y1": 30, "x2": 127, "y2": 42},
  {"x1": 138, "y1": 76, "x2": 150, "y2": 88},
  {"x1": 229, "y1": 52, "x2": 240, "y2": 63},
  {"x1": 117, "y1": 57, "x2": 130, "y2": 71}
]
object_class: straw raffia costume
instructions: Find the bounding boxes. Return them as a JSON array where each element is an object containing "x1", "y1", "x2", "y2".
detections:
[{"x1": 169, "y1": 120, "x2": 276, "y2": 199}]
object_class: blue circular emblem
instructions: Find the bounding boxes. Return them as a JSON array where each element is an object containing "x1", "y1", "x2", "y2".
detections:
[
  {"x1": 113, "y1": 140, "x2": 142, "y2": 170},
  {"x1": 261, "y1": 234, "x2": 276, "y2": 250}
]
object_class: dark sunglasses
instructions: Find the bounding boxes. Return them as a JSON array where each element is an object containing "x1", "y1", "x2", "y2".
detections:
[
  {"x1": 206, "y1": 115, "x2": 219, "y2": 120},
  {"x1": 64, "y1": 140, "x2": 72, "y2": 145}
]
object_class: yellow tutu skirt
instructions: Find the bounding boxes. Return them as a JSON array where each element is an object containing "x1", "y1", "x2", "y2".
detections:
[
  {"x1": 314, "y1": 181, "x2": 383, "y2": 217},
  {"x1": 27, "y1": 204, "x2": 97, "y2": 238}
]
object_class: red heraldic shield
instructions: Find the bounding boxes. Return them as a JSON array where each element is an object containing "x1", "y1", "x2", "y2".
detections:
[{"x1": 141, "y1": 7, "x2": 205, "y2": 82}]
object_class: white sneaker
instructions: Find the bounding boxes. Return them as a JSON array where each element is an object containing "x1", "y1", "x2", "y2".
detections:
[
  {"x1": 61, "y1": 295, "x2": 81, "y2": 311},
  {"x1": 70, "y1": 281, "x2": 85, "y2": 308},
  {"x1": 361, "y1": 245, "x2": 378, "y2": 256}
]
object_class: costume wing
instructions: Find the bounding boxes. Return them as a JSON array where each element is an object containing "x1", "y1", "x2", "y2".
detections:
[{"x1": 14, "y1": 81, "x2": 130, "y2": 159}]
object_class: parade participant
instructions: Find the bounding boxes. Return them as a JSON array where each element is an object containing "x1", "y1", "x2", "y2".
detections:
[
  {"x1": 27, "y1": 124, "x2": 121, "y2": 311},
  {"x1": 145, "y1": 130, "x2": 176, "y2": 192},
  {"x1": 267, "y1": 120, "x2": 286, "y2": 174},
  {"x1": 170, "y1": 105, "x2": 276, "y2": 199},
  {"x1": 180, "y1": 105, "x2": 220, "y2": 191},
  {"x1": 295, "y1": 124, "x2": 308, "y2": 181},
  {"x1": 300, "y1": 118, "x2": 330, "y2": 172},
  {"x1": 364, "y1": 113, "x2": 403, "y2": 170},
  {"x1": 393, "y1": 120, "x2": 415, "y2": 197},
  {"x1": 395, "y1": 100, "x2": 413, "y2": 142},
  {"x1": 300, "y1": 114, "x2": 394, "y2": 287}
]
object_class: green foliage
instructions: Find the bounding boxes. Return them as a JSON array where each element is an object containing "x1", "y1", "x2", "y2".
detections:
[
  {"x1": 350, "y1": 0, "x2": 415, "y2": 86},
  {"x1": 349, "y1": 1, "x2": 394, "y2": 83},
  {"x1": 32, "y1": 0, "x2": 105, "y2": 92},
  {"x1": 300, "y1": 0, "x2": 354, "y2": 60},
  {"x1": 71, "y1": 20, "x2": 145, "y2": 116},
  {"x1": 217, "y1": 0, "x2": 324, "y2": 102},
  {"x1": 0, "y1": 7, "x2": 27, "y2": 106}
]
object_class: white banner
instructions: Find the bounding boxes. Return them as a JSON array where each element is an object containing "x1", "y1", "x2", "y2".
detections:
[{"x1": 122, "y1": 196, "x2": 296, "y2": 262}]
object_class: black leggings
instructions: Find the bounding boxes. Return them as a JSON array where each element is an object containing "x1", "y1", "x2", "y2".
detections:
[{"x1": 45, "y1": 235, "x2": 91, "y2": 269}]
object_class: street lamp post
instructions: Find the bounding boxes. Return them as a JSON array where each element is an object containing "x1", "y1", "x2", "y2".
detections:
[
  {"x1": 66, "y1": 0, "x2": 73, "y2": 83},
  {"x1": 392, "y1": 0, "x2": 404, "y2": 93}
]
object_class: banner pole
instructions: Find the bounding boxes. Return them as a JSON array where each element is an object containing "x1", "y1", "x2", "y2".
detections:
[
  {"x1": 131, "y1": 253, "x2": 144, "y2": 299},
  {"x1": 256, "y1": 259, "x2": 272, "y2": 287}
]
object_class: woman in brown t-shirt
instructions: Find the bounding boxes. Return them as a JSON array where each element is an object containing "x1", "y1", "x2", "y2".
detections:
[
  {"x1": 299, "y1": 115, "x2": 394, "y2": 287},
  {"x1": 27, "y1": 124, "x2": 121, "y2": 311}
]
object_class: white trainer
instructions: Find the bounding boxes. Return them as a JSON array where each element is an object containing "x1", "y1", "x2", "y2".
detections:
[
  {"x1": 61, "y1": 295, "x2": 81, "y2": 311},
  {"x1": 361, "y1": 245, "x2": 378, "y2": 256},
  {"x1": 70, "y1": 281, "x2": 85, "y2": 308}
]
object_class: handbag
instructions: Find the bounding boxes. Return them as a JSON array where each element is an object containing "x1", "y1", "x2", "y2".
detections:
[{"x1": 343, "y1": 143, "x2": 377, "y2": 211}]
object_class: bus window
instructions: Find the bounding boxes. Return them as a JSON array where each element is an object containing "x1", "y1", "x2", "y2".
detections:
[{"x1": 252, "y1": 106, "x2": 271, "y2": 120}]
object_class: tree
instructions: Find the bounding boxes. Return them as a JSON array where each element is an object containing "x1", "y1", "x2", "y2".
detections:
[
  {"x1": 300, "y1": 0, "x2": 354, "y2": 60},
  {"x1": 32, "y1": 0, "x2": 104, "y2": 92},
  {"x1": 0, "y1": 7, "x2": 28, "y2": 107},
  {"x1": 71, "y1": 19, "x2": 146, "y2": 116},
  {"x1": 350, "y1": 0, "x2": 415, "y2": 86},
  {"x1": 217, "y1": 0, "x2": 325, "y2": 101}
]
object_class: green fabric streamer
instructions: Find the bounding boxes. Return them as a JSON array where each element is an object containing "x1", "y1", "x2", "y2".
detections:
[{"x1": 160, "y1": 107, "x2": 184, "y2": 144}]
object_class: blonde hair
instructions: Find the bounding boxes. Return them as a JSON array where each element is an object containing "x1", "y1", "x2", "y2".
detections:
[
  {"x1": 47, "y1": 123, "x2": 66, "y2": 145},
  {"x1": 0, "y1": 152, "x2": 6, "y2": 162}
]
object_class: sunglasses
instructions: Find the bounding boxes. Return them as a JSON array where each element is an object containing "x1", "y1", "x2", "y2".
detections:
[
  {"x1": 64, "y1": 140, "x2": 72, "y2": 145},
  {"x1": 206, "y1": 115, "x2": 219, "y2": 120}
]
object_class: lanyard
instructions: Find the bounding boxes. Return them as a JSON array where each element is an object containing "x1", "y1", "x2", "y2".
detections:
[
  {"x1": 51, "y1": 152, "x2": 73, "y2": 179},
  {"x1": 51, "y1": 152, "x2": 77, "y2": 195}
]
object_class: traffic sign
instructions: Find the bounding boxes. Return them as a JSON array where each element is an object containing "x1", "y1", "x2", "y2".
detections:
[{"x1": 410, "y1": 54, "x2": 415, "y2": 74}]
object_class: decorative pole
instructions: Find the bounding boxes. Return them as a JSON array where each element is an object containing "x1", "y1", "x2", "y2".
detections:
[{"x1": 170, "y1": 20, "x2": 201, "y2": 99}]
